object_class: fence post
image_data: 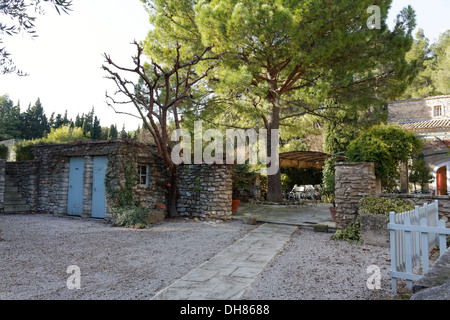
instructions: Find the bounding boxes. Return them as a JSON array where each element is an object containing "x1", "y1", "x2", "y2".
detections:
[
  {"x1": 420, "y1": 218, "x2": 429, "y2": 274},
  {"x1": 404, "y1": 217, "x2": 413, "y2": 290},
  {"x1": 389, "y1": 212, "x2": 397, "y2": 294},
  {"x1": 439, "y1": 220, "x2": 447, "y2": 257}
]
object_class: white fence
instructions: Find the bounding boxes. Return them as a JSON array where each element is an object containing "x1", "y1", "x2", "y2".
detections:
[{"x1": 388, "y1": 200, "x2": 450, "y2": 294}]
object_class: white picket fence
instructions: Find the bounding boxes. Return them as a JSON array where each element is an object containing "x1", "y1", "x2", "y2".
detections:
[{"x1": 388, "y1": 200, "x2": 450, "y2": 294}]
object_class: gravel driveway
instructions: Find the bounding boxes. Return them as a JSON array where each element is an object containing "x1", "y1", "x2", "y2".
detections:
[
  {"x1": 242, "y1": 228, "x2": 398, "y2": 300},
  {"x1": 0, "y1": 214, "x2": 256, "y2": 300},
  {"x1": 0, "y1": 213, "x2": 402, "y2": 300}
]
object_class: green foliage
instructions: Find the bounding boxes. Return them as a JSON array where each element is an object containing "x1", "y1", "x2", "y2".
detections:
[
  {"x1": 0, "y1": 0, "x2": 72, "y2": 75},
  {"x1": 401, "y1": 29, "x2": 450, "y2": 99},
  {"x1": 321, "y1": 158, "x2": 336, "y2": 203},
  {"x1": 14, "y1": 139, "x2": 48, "y2": 161},
  {"x1": 112, "y1": 206, "x2": 151, "y2": 229},
  {"x1": 0, "y1": 94, "x2": 21, "y2": 141},
  {"x1": 0, "y1": 144, "x2": 8, "y2": 159},
  {"x1": 145, "y1": 0, "x2": 418, "y2": 200},
  {"x1": 105, "y1": 151, "x2": 140, "y2": 209},
  {"x1": 409, "y1": 158, "x2": 434, "y2": 192},
  {"x1": 323, "y1": 100, "x2": 388, "y2": 155},
  {"x1": 14, "y1": 125, "x2": 88, "y2": 160},
  {"x1": 359, "y1": 195, "x2": 415, "y2": 216},
  {"x1": 233, "y1": 163, "x2": 257, "y2": 192},
  {"x1": 332, "y1": 217, "x2": 362, "y2": 243},
  {"x1": 20, "y1": 98, "x2": 50, "y2": 140},
  {"x1": 280, "y1": 166, "x2": 322, "y2": 190},
  {"x1": 346, "y1": 124, "x2": 423, "y2": 192},
  {"x1": 44, "y1": 125, "x2": 87, "y2": 144}
]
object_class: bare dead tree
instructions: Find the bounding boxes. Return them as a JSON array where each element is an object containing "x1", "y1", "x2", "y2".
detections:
[{"x1": 102, "y1": 41, "x2": 223, "y2": 218}]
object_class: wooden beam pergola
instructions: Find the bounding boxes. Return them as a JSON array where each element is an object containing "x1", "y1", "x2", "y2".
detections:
[{"x1": 279, "y1": 151, "x2": 346, "y2": 168}]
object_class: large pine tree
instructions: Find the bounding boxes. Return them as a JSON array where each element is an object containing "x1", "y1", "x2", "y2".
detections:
[{"x1": 144, "y1": 0, "x2": 418, "y2": 201}]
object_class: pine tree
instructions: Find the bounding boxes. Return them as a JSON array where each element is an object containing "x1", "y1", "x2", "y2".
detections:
[
  {"x1": 20, "y1": 98, "x2": 49, "y2": 140},
  {"x1": 0, "y1": 94, "x2": 22, "y2": 140},
  {"x1": 144, "y1": 0, "x2": 418, "y2": 201}
]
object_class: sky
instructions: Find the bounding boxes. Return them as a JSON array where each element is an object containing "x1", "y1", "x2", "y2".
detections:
[{"x1": 0, "y1": 0, "x2": 450, "y2": 131}]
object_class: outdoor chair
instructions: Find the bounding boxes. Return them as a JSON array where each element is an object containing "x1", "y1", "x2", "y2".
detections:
[{"x1": 287, "y1": 185, "x2": 306, "y2": 204}]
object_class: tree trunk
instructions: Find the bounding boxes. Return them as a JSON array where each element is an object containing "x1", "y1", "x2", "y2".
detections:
[
  {"x1": 167, "y1": 166, "x2": 179, "y2": 218},
  {"x1": 265, "y1": 105, "x2": 283, "y2": 202}
]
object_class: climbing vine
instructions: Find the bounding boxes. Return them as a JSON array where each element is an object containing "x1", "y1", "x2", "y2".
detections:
[{"x1": 105, "y1": 145, "x2": 140, "y2": 209}]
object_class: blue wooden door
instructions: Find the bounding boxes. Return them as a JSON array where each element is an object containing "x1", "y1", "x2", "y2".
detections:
[
  {"x1": 92, "y1": 156, "x2": 108, "y2": 218},
  {"x1": 67, "y1": 157, "x2": 84, "y2": 216}
]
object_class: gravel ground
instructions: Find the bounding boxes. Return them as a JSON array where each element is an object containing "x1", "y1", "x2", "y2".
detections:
[
  {"x1": 243, "y1": 227, "x2": 400, "y2": 300},
  {"x1": 0, "y1": 213, "x2": 406, "y2": 300},
  {"x1": 0, "y1": 213, "x2": 256, "y2": 300}
]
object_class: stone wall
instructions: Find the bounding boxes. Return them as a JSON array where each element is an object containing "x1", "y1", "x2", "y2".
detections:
[
  {"x1": 0, "y1": 160, "x2": 5, "y2": 212},
  {"x1": 1, "y1": 139, "x2": 234, "y2": 221},
  {"x1": 177, "y1": 164, "x2": 233, "y2": 220},
  {"x1": 388, "y1": 95, "x2": 450, "y2": 123},
  {"x1": 33, "y1": 140, "x2": 166, "y2": 219},
  {"x1": 334, "y1": 162, "x2": 377, "y2": 229},
  {"x1": 5, "y1": 161, "x2": 39, "y2": 211},
  {"x1": 360, "y1": 193, "x2": 450, "y2": 227}
]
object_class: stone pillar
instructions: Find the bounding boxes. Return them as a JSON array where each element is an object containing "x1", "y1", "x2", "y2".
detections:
[{"x1": 335, "y1": 162, "x2": 376, "y2": 229}]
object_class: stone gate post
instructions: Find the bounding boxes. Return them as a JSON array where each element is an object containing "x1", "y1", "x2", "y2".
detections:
[{"x1": 335, "y1": 162, "x2": 376, "y2": 229}]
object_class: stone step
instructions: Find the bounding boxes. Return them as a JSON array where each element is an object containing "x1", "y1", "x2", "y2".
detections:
[
  {"x1": 4, "y1": 197, "x2": 28, "y2": 205},
  {"x1": 4, "y1": 190, "x2": 22, "y2": 200},
  {"x1": 4, "y1": 186, "x2": 19, "y2": 193},
  {"x1": 4, "y1": 204, "x2": 31, "y2": 213}
]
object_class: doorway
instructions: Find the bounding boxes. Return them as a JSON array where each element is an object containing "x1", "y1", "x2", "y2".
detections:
[
  {"x1": 67, "y1": 157, "x2": 84, "y2": 216},
  {"x1": 91, "y1": 156, "x2": 108, "y2": 218},
  {"x1": 437, "y1": 166, "x2": 447, "y2": 195}
]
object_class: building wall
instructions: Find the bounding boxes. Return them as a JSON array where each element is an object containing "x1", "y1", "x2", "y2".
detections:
[
  {"x1": 1, "y1": 140, "x2": 234, "y2": 221},
  {"x1": 388, "y1": 95, "x2": 450, "y2": 123}
]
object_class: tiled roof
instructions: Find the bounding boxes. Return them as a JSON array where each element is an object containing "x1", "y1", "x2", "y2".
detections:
[{"x1": 399, "y1": 119, "x2": 450, "y2": 133}]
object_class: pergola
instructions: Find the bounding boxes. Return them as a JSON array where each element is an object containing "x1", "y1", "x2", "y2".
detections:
[{"x1": 279, "y1": 151, "x2": 346, "y2": 168}]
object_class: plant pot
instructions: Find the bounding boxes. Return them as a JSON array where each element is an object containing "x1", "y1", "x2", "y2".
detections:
[
  {"x1": 232, "y1": 200, "x2": 240, "y2": 213},
  {"x1": 329, "y1": 206, "x2": 336, "y2": 222},
  {"x1": 155, "y1": 203, "x2": 166, "y2": 210}
]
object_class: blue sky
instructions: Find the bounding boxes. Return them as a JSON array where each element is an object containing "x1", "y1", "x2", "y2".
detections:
[{"x1": 0, "y1": 0, "x2": 449, "y2": 131}]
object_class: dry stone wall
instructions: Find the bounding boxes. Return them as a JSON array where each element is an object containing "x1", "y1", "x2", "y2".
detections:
[
  {"x1": 177, "y1": 164, "x2": 233, "y2": 220},
  {"x1": 5, "y1": 161, "x2": 39, "y2": 211},
  {"x1": 360, "y1": 193, "x2": 450, "y2": 227},
  {"x1": 1, "y1": 140, "x2": 234, "y2": 222},
  {"x1": 334, "y1": 162, "x2": 377, "y2": 229}
]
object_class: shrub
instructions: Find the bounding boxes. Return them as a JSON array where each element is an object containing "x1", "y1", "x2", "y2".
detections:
[
  {"x1": 14, "y1": 139, "x2": 48, "y2": 161},
  {"x1": 359, "y1": 195, "x2": 415, "y2": 216},
  {"x1": 112, "y1": 206, "x2": 151, "y2": 228},
  {"x1": 0, "y1": 144, "x2": 8, "y2": 159},
  {"x1": 332, "y1": 217, "x2": 362, "y2": 243}
]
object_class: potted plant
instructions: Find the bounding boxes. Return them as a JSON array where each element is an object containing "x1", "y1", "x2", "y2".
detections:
[{"x1": 232, "y1": 164, "x2": 256, "y2": 212}]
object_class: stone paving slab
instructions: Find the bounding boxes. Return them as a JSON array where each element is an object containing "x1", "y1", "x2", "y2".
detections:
[
  {"x1": 151, "y1": 223, "x2": 298, "y2": 300},
  {"x1": 232, "y1": 203, "x2": 336, "y2": 229}
]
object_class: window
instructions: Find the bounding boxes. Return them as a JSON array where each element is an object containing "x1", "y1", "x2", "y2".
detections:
[
  {"x1": 138, "y1": 165, "x2": 149, "y2": 187},
  {"x1": 434, "y1": 105, "x2": 443, "y2": 117}
]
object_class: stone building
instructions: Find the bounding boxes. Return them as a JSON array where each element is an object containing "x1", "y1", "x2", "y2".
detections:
[
  {"x1": 388, "y1": 95, "x2": 450, "y2": 195},
  {"x1": 0, "y1": 139, "x2": 233, "y2": 221}
]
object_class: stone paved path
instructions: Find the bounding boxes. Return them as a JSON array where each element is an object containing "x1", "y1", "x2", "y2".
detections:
[{"x1": 151, "y1": 223, "x2": 298, "y2": 300}]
